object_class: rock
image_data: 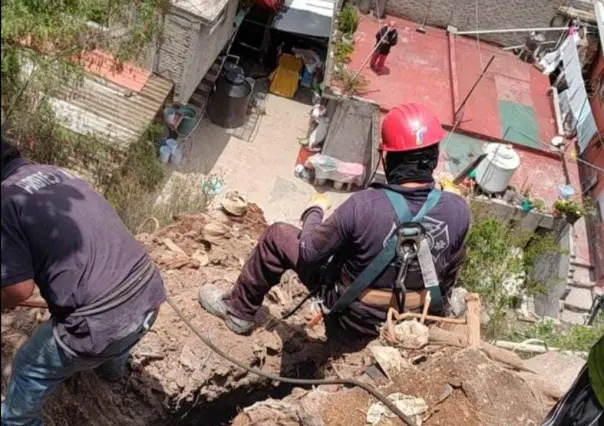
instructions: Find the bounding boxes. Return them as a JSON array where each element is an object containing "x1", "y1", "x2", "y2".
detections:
[
  {"x1": 393, "y1": 320, "x2": 429, "y2": 349},
  {"x1": 369, "y1": 346, "x2": 413, "y2": 379},
  {"x1": 191, "y1": 249, "x2": 209, "y2": 267},
  {"x1": 448, "y1": 287, "x2": 468, "y2": 317},
  {"x1": 524, "y1": 352, "x2": 585, "y2": 394},
  {"x1": 366, "y1": 393, "x2": 427, "y2": 426}
]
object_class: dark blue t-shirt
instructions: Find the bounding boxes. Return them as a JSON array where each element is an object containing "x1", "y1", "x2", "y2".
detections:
[
  {"x1": 1, "y1": 159, "x2": 166, "y2": 356},
  {"x1": 298, "y1": 182, "x2": 470, "y2": 332}
]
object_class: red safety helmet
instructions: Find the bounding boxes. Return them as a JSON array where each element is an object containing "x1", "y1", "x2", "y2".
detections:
[{"x1": 380, "y1": 104, "x2": 445, "y2": 152}]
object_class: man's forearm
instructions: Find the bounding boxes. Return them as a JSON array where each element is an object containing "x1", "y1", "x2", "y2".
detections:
[{"x1": 300, "y1": 206, "x2": 324, "y2": 234}]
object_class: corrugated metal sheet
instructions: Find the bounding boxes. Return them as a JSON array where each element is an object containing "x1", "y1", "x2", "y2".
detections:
[
  {"x1": 559, "y1": 37, "x2": 598, "y2": 153},
  {"x1": 51, "y1": 74, "x2": 173, "y2": 152},
  {"x1": 47, "y1": 72, "x2": 172, "y2": 190}
]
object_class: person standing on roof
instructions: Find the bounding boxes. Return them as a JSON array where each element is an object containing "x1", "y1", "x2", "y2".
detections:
[
  {"x1": 1, "y1": 140, "x2": 167, "y2": 426},
  {"x1": 370, "y1": 21, "x2": 398, "y2": 74},
  {"x1": 197, "y1": 103, "x2": 470, "y2": 339}
]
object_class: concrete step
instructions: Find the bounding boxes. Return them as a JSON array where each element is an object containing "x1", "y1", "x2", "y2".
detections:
[
  {"x1": 189, "y1": 92, "x2": 209, "y2": 109},
  {"x1": 560, "y1": 309, "x2": 586, "y2": 325},
  {"x1": 198, "y1": 80, "x2": 214, "y2": 93},
  {"x1": 563, "y1": 286, "x2": 593, "y2": 312},
  {"x1": 205, "y1": 72, "x2": 219, "y2": 83},
  {"x1": 569, "y1": 262, "x2": 594, "y2": 285},
  {"x1": 570, "y1": 280, "x2": 596, "y2": 289}
]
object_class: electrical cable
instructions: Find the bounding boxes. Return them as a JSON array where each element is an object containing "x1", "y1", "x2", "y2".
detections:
[{"x1": 165, "y1": 295, "x2": 418, "y2": 426}]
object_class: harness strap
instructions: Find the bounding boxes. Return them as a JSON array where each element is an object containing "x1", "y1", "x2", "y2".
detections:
[{"x1": 327, "y1": 188, "x2": 442, "y2": 314}]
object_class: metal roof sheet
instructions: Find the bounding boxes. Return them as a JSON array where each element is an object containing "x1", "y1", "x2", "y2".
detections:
[{"x1": 50, "y1": 73, "x2": 173, "y2": 152}]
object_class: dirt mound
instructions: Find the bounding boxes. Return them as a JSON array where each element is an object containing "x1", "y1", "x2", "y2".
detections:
[{"x1": 233, "y1": 348, "x2": 554, "y2": 426}]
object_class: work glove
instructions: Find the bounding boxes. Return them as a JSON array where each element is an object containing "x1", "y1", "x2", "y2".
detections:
[{"x1": 305, "y1": 193, "x2": 332, "y2": 215}]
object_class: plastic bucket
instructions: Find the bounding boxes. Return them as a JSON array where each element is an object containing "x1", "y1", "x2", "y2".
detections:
[
  {"x1": 176, "y1": 107, "x2": 197, "y2": 135},
  {"x1": 165, "y1": 138, "x2": 178, "y2": 151},
  {"x1": 159, "y1": 145, "x2": 171, "y2": 164},
  {"x1": 163, "y1": 107, "x2": 178, "y2": 126},
  {"x1": 170, "y1": 145, "x2": 183, "y2": 165}
]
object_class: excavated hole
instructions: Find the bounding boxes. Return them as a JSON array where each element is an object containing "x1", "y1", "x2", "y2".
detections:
[
  {"x1": 170, "y1": 360, "x2": 327, "y2": 425},
  {"x1": 173, "y1": 381, "x2": 297, "y2": 425}
]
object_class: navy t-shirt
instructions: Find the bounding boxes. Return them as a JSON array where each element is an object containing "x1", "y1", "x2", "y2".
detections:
[
  {"x1": 298, "y1": 182, "x2": 470, "y2": 333},
  {"x1": 1, "y1": 159, "x2": 166, "y2": 356}
]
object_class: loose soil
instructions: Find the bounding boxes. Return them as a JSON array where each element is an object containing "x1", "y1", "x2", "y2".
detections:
[{"x1": 1, "y1": 205, "x2": 558, "y2": 426}]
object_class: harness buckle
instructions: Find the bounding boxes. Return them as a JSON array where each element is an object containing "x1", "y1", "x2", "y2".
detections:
[{"x1": 392, "y1": 222, "x2": 426, "y2": 313}]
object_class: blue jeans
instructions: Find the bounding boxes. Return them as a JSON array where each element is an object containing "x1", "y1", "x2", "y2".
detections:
[{"x1": 1, "y1": 312, "x2": 155, "y2": 426}]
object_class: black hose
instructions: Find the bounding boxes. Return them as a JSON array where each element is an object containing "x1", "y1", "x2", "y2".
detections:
[{"x1": 165, "y1": 296, "x2": 417, "y2": 426}]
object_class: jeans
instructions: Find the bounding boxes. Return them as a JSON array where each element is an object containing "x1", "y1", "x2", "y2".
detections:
[{"x1": 1, "y1": 310, "x2": 156, "y2": 426}]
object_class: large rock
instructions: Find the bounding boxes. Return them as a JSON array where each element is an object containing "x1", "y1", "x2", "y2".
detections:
[{"x1": 524, "y1": 352, "x2": 586, "y2": 395}]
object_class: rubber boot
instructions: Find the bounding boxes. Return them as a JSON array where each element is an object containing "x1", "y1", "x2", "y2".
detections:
[{"x1": 198, "y1": 284, "x2": 254, "y2": 335}]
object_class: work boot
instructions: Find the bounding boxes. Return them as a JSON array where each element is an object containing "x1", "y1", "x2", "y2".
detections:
[{"x1": 198, "y1": 284, "x2": 254, "y2": 335}]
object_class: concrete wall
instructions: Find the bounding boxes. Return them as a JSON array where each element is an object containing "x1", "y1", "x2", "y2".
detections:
[
  {"x1": 179, "y1": 0, "x2": 238, "y2": 103},
  {"x1": 382, "y1": 0, "x2": 565, "y2": 47},
  {"x1": 580, "y1": 53, "x2": 604, "y2": 286},
  {"x1": 154, "y1": 0, "x2": 237, "y2": 103}
]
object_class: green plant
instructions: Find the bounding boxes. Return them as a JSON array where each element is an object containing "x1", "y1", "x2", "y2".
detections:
[
  {"x1": 506, "y1": 316, "x2": 604, "y2": 353},
  {"x1": 458, "y1": 210, "x2": 566, "y2": 339},
  {"x1": 333, "y1": 67, "x2": 369, "y2": 95},
  {"x1": 334, "y1": 40, "x2": 354, "y2": 64},
  {"x1": 337, "y1": 4, "x2": 360, "y2": 35},
  {"x1": 553, "y1": 198, "x2": 596, "y2": 219}
]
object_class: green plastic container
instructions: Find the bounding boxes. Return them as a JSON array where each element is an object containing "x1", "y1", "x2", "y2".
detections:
[{"x1": 177, "y1": 106, "x2": 197, "y2": 135}]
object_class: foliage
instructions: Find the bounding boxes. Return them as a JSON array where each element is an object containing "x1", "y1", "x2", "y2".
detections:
[
  {"x1": 337, "y1": 4, "x2": 360, "y2": 35},
  {"x1": 334, "y1": 40, "x2": 354, "y2": 64},
  {"x1": 507, "y1": 316, "x2": 604, "y2": 353},
  {"x1": 2, "y1": 0, "x2": 170, "y2": 225},
  {"x1": 458, "y1": 209, "x2": 566, "y2": 338},
  {"x1": 553, "y1": 198, "x2": 596, "y2": 219},
  {"x1": 333, "y1": 67, "x2": 369, "y2": 96}
]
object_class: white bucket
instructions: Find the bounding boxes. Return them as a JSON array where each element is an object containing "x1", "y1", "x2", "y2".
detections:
[
  {"x1": 159, "y1": 145, "x2": 171, "y2": 164},
  {"x1": 170, "y1": 145, "x2": 183, "y2": 165},
  {"x1": 165, "y1": 138, "x2": 178, "y2": 151}
]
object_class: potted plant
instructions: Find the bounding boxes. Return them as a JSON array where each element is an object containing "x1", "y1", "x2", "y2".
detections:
[
  {"x1": 552, "y1": 198, "x2": 596, "y2": 224},
  {"x1": 338, "y1": 4, "x2": 360, "y2": 44}
]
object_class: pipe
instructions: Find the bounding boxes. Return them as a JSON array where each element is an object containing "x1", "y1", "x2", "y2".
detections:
[
  {"x1": 452, "y1": 26, "x2": 569, "y2": 35},
  {"x1": 502, "y1": 40, "x2": 556, "y2": 51},
  {"x1": 166, "y1": 296, "x2": 418, "y2": 426},
  {"x1": 551, "y1": 87, "x2": 565, "y2": 136}
]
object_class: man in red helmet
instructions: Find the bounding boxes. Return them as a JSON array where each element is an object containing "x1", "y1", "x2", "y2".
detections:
[
  {"x1": 198, "y1": 104, "x2": 470, "y2": 338},
  {"x1": 370, "y1": 21, "x2": 398, "y2": 74}
]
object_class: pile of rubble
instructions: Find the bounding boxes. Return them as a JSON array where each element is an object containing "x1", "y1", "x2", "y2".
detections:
[{"x1": 0, "y1": 204, "x2": 586, "y2": 426}]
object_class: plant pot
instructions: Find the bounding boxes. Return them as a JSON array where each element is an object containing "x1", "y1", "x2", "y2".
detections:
[
  {"x1": 564, "y1": 213, "x2": 581, "y2": 224},
  {"x1": 341, "y1": 33, "x2": 354, "y2": 46}
]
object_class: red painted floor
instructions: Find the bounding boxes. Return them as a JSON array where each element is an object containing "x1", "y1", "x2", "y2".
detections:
[
  {"x1": 349, "y1": 16, "x2": 453, "y2": 124},
  {"x1": 349, "y1": 14, "x2": 557, "y2": 144},
  {"x1": 347, "y1": 14, "x2": 591, "y2": 266}
]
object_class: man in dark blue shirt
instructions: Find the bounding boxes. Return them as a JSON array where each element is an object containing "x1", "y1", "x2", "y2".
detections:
[
  {"x1": 1, "y1": 140, "x2": 166, "y2": 426},
  {"x1": 198, "y1": 104, "x2": 470, "y2": 338}
]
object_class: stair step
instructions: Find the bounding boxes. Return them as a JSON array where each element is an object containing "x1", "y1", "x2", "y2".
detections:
[
  {"x1": 563, "y1": 287, "x2": 593, "y2": 312},
  {"x1": 205, "y1": 72, "x2": 219, "y2": 83},
  {"x1": 570, "y1": 280, "x2": 596, "y2": 289},
  {"x1": 198, "y1": 80, "x2": 214, "y2": 93},
  {"x1": 571, "y1": 264, "x2": 594, "y2": 285},
  {"x1": 189, "y1": 92, "x2": 209, "y2": 109},
  {"x1": 560, "y1": 309, "x2": 586, "y2": 325}
]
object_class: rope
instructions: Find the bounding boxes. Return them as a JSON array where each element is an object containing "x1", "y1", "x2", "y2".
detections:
[
  {"x1": 165, "y1": 296, "x2": 418, "y2": 426},
  {"x1": 137, "y1": 217, "x2": 160, "y2": 235}
]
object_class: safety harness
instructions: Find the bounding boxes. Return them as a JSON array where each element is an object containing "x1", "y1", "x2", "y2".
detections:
[{"x1": 323, "y1": 188, "x2": 444, "y2": 315}]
